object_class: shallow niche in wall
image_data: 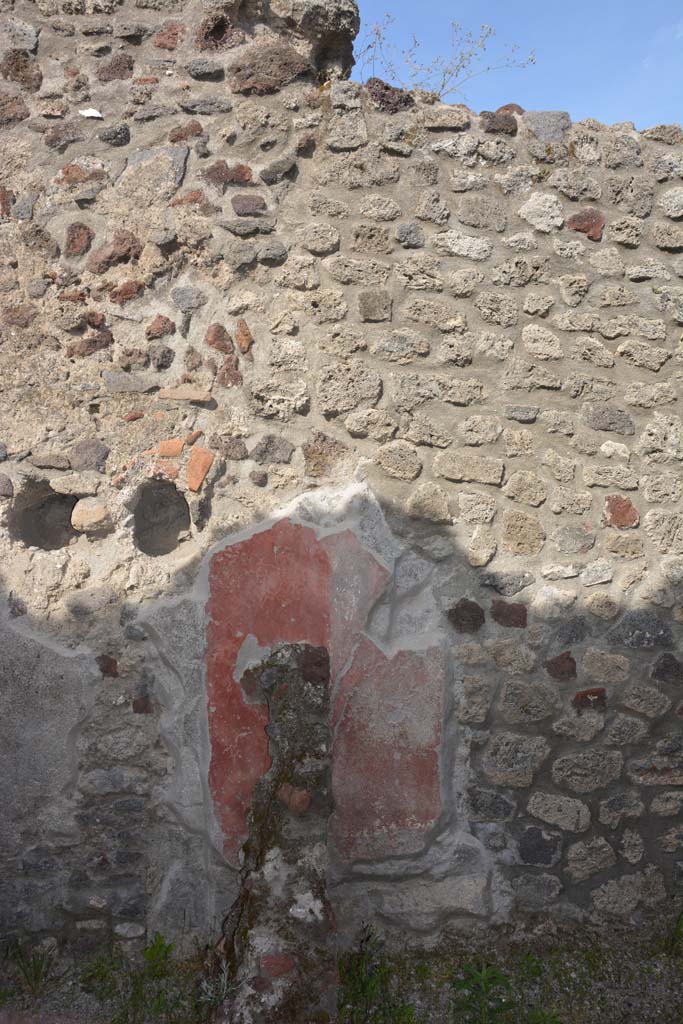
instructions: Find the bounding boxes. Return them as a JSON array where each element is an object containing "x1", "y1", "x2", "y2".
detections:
[
  {"x1": 132, "y1": 478, "x2": 191, "y2": 557},
  {"x1": 8, "y1": 480, "x2": 78, "y2": 551}
]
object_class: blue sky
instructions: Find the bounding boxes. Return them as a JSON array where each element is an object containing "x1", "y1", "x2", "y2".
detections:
[{"x1": 353, "y1": 0, "x2": 683, "y2": 129}]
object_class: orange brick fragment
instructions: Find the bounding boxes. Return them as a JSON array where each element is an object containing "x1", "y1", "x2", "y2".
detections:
[
  {"x1": 187, "y1": 445, "x2": 214, "y2": 491},
  {"x1": 170, "y1": 189, "x2": 206, "y2": 208},
  {"x1": 158, "y1": 437, "x2": 185, "y2": 458},
  {"x1": 235, "y1": 318, "x2": 254, "y2": 356},
  {"x1": 150, "y1": 460, "x2": 180, "y2": 481}
]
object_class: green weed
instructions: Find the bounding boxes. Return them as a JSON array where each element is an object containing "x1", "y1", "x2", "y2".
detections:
[
  {"x1": 525, "y1": 1010, "x2": 564, "y2": 1024},
  {"x1": 6, "y1": 942, "x2": 55, "y2": 999},
  {"x1": 661, "y1": 910, "x2": 683, "y2": 957},
  {"x1": 451, "y1": 961, "x2": 515, "y2": 1023},
  {"x1": 80, "y1": 932, "x2": 229, "y2": 1024},
  {"x1": 339, "y1": 925, "x2": 416, "y2": 1024}
]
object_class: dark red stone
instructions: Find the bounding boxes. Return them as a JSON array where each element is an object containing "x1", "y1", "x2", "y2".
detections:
[
  {"x1": 153, "y1": 22, "x2": 185, "y2": 50},
  {"x1": 170, "y1": 188, "x2": 208, "y2": 208},
  {"x1": 2, "y1": 304, "x2": 37, "y2": 328},
  {"x1": 604, "y1": 494, "x2": 639, "y2": 529},
  {"x1": 566, "y1": 208, "x2": 606, "y2": 242},
  {"x1": 65, "y1": 222, "x2": 94, "y2": 258},
  {"x1": 86, "y1": 231, "x2": 142, "y2": 275},
  {"x1": 60, "y1": 290, "x2": 88, "y2": 306},
  {"x1": 168, "y1": 120, "x2": 203, "y2": 143},
  {"x1": 67, "y1": 329, "x2": 113, "y2": 358},
  {"x1": 480, "y1": 109, "x2": 518, "y2": 135},
  {"x1": 205, "y1": 322, "x2": 233, "y2": 354},
  {"x1": 497, "y1": 102, "x2": 524, "y2": 114},
  {"x1": 58, "y1": 289, "x2": 86, "y2": 305},
  {"x1": 0, "y1": 49, "x2": 42, "y2": 93},
  {"x1": 55, "y1": 162, "x2": 105, "y2": 186},
  {"x1": 491, "y1": 599, "x2": 527, "y2": 628},
  {"x1": 203, "y1": 160, "x2": 254, "y2": 191},
  {"x1": 96, "y1": 654, "x2": 119, "y2": 677},
  {"x1": 260, "y1": 953, "x2": 297, "y2": 979},
  {"x1": 545, "y1": 650, "x2": 577, "y2": 680},
  {"x1": 215, "y1": 353, "x2": 242, "y2": 387},
  {"x1": 447, "y1": 598, "x2": 485, "y2": 633},
  {"x1": 572, "y1": 687, "x2": 606, "y2": 713},
  {"x1": 146, "y1": 314, "x2": 176, "y2": 339},
  {"x1": 231, "y1": 194, "x2": 267, "y2": 217},
  {"x1": 366, "y1": 77, "x2": 414, "y2": 114},
  {"x1": 0, "y1": 186, "x2": 14, "y2": 218},
  {"x1": 0, "y1": 88, "x2": 29, "y2": 126},
  {"x1": 132, "y1": 695, "x2": 154, "y2": 714},
  {"x1": 96, "y1": 53, "x2": 134, "y2": 83},
  {"x1": 652, "y1": 653, "x2": 683, "y2": 685},
  {"x1": 109, "y1": 280, "x2": 143, "y2": 305}
]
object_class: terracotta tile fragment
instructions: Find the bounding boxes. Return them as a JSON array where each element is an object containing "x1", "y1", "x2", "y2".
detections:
[{"x1": 187, "y1": 445, "x2": 214, "y2": 491}]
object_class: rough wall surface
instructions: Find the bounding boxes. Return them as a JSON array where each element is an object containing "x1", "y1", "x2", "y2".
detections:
[{"x1": 1, "y1": 0, "x2": 683, "y2": 957}]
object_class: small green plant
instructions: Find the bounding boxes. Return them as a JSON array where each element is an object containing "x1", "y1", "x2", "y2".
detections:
[
  {"x1": 197, "y1": 958, "x2": 232, "y2": 1010},
  {"x1": 339, "y1": 925, "x2": 415, "y2": 1024},
  {"x1": 525, "y1": 1010, "x2": 564, "y2": 1024},
  {"x1": 451, "y1": 961, "x2": 515, "y2": 1023},
  {"x1": 141, "y1": 932, "x2": 174, "y2": 979},
  {"x1": 6, "y1": 942, "x2": 55, "y2": 999},
  {"x1": 80, "y1": 944, "x2": 128, "y2": 1002},
  {"x1": 80, "y1": 933, "x2": 229, "y2": 1024},
  {"x1": 661, "y1": 910, "x2": 683, "y2": 957},
  {"x1": 516, "y1": 951, "x2": 543, "y2": 984}
]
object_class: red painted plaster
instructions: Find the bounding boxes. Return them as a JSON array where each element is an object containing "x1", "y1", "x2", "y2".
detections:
[
  {"x1": 206, "y1": 519, "x2": 331, "y2": 863},
  {"x1": 205, "y1": 516, "x2": 441, "y2": 866},
  {"x1": 332, "y1": 637, "x2": 444, "y2": 860}
]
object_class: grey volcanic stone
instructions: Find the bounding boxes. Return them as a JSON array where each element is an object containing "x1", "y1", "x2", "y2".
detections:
[
  {"x1": 608, "y1": 611, "x2": 673, "y2": 649},
  {"x1": 480, "y1": 570, "x2": 535, "y2": 596},
  {"x1": 483, "y1": 732, "x2": 550, "y2": 788},
  {"x1": 524, "y1": 110, "x2": 571, "y2": 143},
  {"x1": 184, "y1": 58, "x2": 224, "y2": 80},
  {"x1": 581, "y1": 402, "x2": 635, "y2": 435}
]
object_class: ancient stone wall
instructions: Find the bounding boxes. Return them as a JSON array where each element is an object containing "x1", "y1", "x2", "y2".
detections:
[{"x1": 1, "y1": 0, "x2": 683, "y2": 964}]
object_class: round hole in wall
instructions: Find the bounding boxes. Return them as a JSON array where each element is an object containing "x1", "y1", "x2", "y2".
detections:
[
  {"x1": 132, "y1": 479, "x2": 191, "y2": 557},
  {"x1": 8, "y1": 480, "x2": 78, "y2": 551},
  {"x1": 197, "y1": 13, "x2": 233, "y2": 51}
]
